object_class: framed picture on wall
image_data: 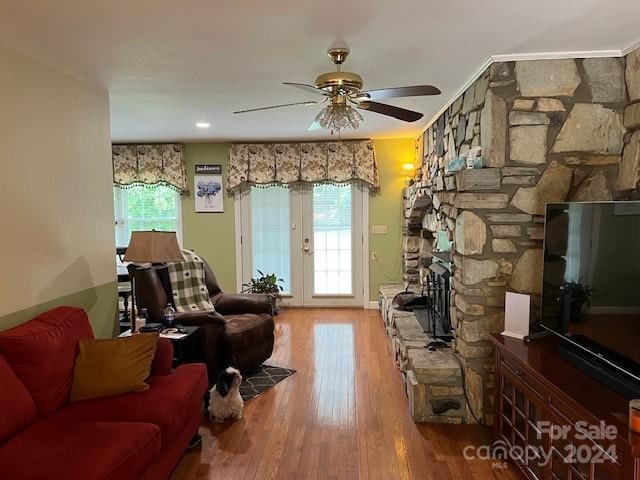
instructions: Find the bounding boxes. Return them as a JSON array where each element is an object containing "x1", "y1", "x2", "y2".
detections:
[{"x1": 194, "y1": 164, "x2": 224, "y2": 213}]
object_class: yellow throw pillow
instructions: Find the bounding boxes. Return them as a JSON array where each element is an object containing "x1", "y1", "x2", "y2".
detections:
[{"x1": 70, "y1": 333, "x2": 159, "y2": 402}]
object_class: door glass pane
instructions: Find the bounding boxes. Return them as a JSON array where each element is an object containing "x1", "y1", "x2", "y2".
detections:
[
  {"x1": 313, "y1": 184, "x2": 352, "y2": 295},
  {"x1": 251, "y1": 186, "x2": 291, "y2": 294}
]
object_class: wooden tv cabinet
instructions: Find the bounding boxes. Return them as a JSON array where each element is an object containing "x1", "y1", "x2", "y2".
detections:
[{"x1": 490, "y1": 333, "x2": 640, "y2": 480}]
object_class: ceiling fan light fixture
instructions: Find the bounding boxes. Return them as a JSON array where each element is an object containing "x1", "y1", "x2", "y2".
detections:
[
  {"x1": 313, "y1": 104, "x2": 362, "y2": 132},
  {"x1": 313, "y1": 106, "x2": 332, "y2": 129},
  {"x1": 347, "y1": 106, "x2": 363, "y2": 129}
]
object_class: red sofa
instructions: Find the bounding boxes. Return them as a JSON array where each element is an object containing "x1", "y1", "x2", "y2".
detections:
[{"x1": 0, "y1": 306, "x2": 208, "y2": 480}]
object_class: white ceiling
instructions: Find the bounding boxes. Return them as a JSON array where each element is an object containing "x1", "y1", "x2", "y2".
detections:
[{"x1": 0, "y1": 0, "x2": 639, "y2": 142}]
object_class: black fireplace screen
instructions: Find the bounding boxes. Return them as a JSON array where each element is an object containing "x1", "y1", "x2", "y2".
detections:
[
  {"x1": 394, "y1": 262, "x2": 453, "y2": 340},
  {"x1": 416, "y1": 263, "x2": 453, "y2": 340}
]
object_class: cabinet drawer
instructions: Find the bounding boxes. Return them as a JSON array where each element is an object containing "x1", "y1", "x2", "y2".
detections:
[
  {"x1": 549, "y1": 399, "x2": 621, "y2": 470},
  {"x1": 500, "y1": 353, "x2": 546, "y2": 401}
]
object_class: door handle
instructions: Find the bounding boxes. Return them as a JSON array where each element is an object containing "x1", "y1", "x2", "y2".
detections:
[{"x1": 303, "y1": 237, "x2": 311, "y2": 253}]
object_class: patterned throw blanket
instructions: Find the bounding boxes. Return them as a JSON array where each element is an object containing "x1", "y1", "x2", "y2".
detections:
[{"x1": 166, "y1": 249, "x2": 215, "y2": 312}]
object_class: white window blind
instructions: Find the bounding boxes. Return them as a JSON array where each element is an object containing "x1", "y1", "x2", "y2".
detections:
[
  {"x1": 113, "y1": 185, "x2": 182, "y2": 248},
  {"x1": 250, "y1": 186, "x2": 291, "y2": 294}
]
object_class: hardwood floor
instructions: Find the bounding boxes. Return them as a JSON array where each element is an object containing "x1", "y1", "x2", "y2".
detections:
[{"x1": 170, "y1": 308, "x2": 519, "y2": 480}]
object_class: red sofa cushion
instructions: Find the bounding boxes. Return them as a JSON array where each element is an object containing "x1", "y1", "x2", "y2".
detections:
[
  {"x1": 0, "y1": 356, "x2": 37, "y2": 443},
  {"x1": 150, "y1": 337, "x2": 174, "y2": 376},
  {"x1": 51, "y1": 364, "x2": 208, "y2": 448},
  {"x1": 0, "y1": 419, "x2": 160, "y2": 480},
  {"x1": 0, "y1": 306, "x2": 93, "y2": 416}
]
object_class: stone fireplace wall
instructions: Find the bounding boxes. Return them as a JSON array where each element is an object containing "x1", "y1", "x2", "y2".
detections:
[{"x1": 396, "y1": 48, "x2": 640, "y2": 424}]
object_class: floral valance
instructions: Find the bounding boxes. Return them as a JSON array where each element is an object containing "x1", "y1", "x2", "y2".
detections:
[
  {"x1": 227, "y1": 140, "x2": 379, "y2": 192},
  {"x1": 112, "y1": 143, "x2": 188, "y2": 194}
]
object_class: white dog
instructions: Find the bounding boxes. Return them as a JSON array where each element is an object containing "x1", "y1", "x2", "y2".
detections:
[{"x1": 208, "y1": 367, "x2": 244, "y2": 422}]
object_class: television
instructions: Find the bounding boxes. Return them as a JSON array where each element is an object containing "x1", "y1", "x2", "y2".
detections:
[{"x1": 541, "y1": 201, "x2": 640, "y2": 398}]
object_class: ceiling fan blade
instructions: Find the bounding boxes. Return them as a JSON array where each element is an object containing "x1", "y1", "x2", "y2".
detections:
[
  {"x1": 363, "y1": 85, "x2": 441, "y2": 100},
  {"x1": 233, "y1": 101, "x2": 319, "y2": 114},
  {"x1": 283, "y1": 82, "x2": 329, "y2": 96},
  {"x1": 358, "y1": 101, "x2": 424, "y2": 122}
]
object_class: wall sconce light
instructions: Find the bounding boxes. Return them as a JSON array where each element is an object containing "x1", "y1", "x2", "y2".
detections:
[
  {"x1": 402, "y1": 162, "x2": 416, "y2": 184},
  {"x1": 402, "y1": 162, "x2": 415, "y2": 173}
]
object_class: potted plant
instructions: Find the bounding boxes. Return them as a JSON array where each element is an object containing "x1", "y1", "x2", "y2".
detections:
[
  {"x1": 242, "y1": 270, "x2": 284, "y2": 315},
  {"x1": 561, "y1": 281, "x2": 594, "y2": 322}
]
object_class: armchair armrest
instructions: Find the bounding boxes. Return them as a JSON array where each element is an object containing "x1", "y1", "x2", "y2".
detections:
[
  {"x1": 173, "y1": 310, "x2": 226, "y2": 326},
  {"x1": 213, "y1": 293, "x2": 273, "y2": 316},
  {"x1": 150, "y1": 338, "x2": 173, "y2": 376}
]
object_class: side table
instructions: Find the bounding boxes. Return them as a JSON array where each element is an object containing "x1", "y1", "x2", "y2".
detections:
[{"x1": 119, "y1": 325, "x2": 201, "y2": 367}]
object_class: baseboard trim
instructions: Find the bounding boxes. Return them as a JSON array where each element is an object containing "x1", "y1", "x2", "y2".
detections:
[
  {"x1": 366, "y1": 301, "x2": 380, "y2": 310},
  {"x1": 588, "y1": 306, "x2": 640, "y2": 315}
]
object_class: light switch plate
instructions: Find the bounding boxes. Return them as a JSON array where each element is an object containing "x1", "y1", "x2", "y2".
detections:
[{"x1": 371, "y1": 225, "x2": 388, "y2": 234}]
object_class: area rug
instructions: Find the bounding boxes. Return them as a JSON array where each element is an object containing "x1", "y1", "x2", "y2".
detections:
[{"x1": 240, "y1": 364, "x2": 296, "y2": 401}]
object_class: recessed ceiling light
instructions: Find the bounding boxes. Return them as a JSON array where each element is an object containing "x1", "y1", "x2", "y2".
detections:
[{"x1": 195, "y1": 122, "x2": 210, "y2": 128}]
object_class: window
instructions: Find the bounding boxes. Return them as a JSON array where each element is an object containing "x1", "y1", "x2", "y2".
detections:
[
  {"x1": 113, "y1": 185, "x2": 182, "y2": 248},
  {"x1": 312, "y1": 184, "x2": 352, "y2": 295}
]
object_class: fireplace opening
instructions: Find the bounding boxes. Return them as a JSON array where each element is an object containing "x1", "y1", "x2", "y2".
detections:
[
  {"x1": 393, "y1": 251, "x2": 454, "y2": 341},
  {"x1": 415, "y1": 252, "x2": 454, "y2": 341}
]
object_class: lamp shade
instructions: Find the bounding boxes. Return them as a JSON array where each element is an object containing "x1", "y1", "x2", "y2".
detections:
[{"x1": 123, "y1": 231, "x2": 185, "y2": 263}]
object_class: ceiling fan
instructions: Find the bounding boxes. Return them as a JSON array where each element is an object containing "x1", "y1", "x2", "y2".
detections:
[{"x1": 233, "y1": 46, "x2": 441, "y2": 132}]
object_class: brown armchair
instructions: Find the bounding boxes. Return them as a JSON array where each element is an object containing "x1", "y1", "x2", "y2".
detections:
[{"x1": 131, "y1": 259, "x2": 275, "y2": 383}]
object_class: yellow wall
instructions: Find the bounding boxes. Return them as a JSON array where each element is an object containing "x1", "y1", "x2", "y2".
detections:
[
  {"x1": 178, "y1": 138, "x2": 412, "y2": 300},
  {"x1": 0, "y1": 46, "x2": 117, "y2": 337},
  {"x1": 369, "y1": 138, "x2": 415, "y2": 299}
]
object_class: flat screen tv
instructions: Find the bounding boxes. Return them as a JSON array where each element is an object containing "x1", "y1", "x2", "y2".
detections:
[{"x1": 541, "y1": 201, "x2": 640, "y2": 397}]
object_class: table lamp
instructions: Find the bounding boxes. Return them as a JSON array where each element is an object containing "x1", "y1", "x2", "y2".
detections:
[{"x1": 123, "y1": 230, "x2": 185, "y2": 331}]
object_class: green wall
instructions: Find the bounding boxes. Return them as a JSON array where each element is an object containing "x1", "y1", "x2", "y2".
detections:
[
  {"x1": 180, "y1": 139, "x2": 412, "y2": 301},
  {"x1": 0, "y1": 282, "x2": 119, "y2": 338},
  {"x1": 181, "y1": 143, "x2": 237, "y2": 293}
]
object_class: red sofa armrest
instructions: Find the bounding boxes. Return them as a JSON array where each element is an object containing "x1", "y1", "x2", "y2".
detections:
[{"x1": 150, "y1": 338, "x2": 173, "y2": 376}]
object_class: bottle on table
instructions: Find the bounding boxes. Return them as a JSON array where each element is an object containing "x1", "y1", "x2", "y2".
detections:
[{"x1": 163, "y1": 303, "x2": 176, "y2": 327}]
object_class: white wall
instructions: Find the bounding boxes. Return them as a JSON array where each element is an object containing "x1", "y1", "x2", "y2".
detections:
[{"x1": 0, "y1": 45, "x2": 115, "y2": 332}]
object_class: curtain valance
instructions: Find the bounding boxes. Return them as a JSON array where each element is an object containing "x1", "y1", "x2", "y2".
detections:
[
  {"x1": 227, "y1": 140, "x2": 378, "y2": 192},
  {"x1": 112, "y1": 143, "x2": 188, "y2": 194}
]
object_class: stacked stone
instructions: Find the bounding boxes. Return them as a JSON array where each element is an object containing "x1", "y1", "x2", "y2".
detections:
[
  {"x1": 621, "y1": 48, "x2": 640, "y2": 190},
  {"x1": 400, "y1": 51, "x2": 640, "y2": 425},
  {"x1": 402, "y1": 182, "x2": 432, "y2": 285}
]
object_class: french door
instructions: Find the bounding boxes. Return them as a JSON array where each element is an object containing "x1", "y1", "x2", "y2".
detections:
[{"x1": 238, "y1": 183, "x2": 365, "y2": 307}]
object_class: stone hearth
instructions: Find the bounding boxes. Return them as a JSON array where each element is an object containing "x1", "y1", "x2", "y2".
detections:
[{"x1": 379, "y1": 285, "x2": 465, "y2": 423}]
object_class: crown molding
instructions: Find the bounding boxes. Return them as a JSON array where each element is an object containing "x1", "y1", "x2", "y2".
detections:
[
  {"x1": 491, "y1": 49, "x2": 623, "y2": 61},
  {"x1": 422, "y1": 56, "x2": 492, "y2": 131},
  {"x1": 621, "y1": 37, "x2": 640, "y2": 56},
  {"x1": 419, "y1": 40, "x2": 640, "y2": 136}
]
